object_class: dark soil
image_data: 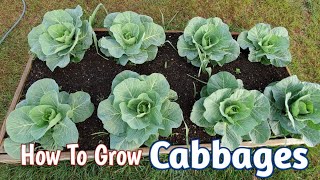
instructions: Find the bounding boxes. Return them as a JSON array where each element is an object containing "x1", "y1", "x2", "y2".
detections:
[{"x1": 18, "y1": 32, "x2": 289, "y2": 150}]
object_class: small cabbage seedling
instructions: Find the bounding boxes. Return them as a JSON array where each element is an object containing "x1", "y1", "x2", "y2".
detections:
[
  {"x1": 235, "y1": 68, "x2": 241, "y2": 74},
  {"x1": 98, "y1": 11, "x2": 166, "y2": 65},
  {"x1": 4, "y1": 78, "x2": 94, "y2": 159},
  {"x1": 28, "y1": 5, "x2": 94, "y2": 71},
  {"x1": 237, "y1": 23, "x2": 291, "y2": 67},
  {"x1": 191, "y1": 72, "x2": 271, "y2": 150},
  {"x1": 264, "y1": 76, "x2": 320, "y2": 146},
  {"x1": 97, "y1": 70, "x2": 183, "y2": 150},
  {"x1": 177, "y1": 17, "x2": 240, "y2": 76}
]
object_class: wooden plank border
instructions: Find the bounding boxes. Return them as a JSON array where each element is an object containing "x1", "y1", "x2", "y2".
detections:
[
  {"x1": 0, "y1": 30, "x2": 301, "y2": 164},
  {"x1": 93, "y1": 28, "x2": 239, "y2": 36},
  {"x1": 0, "y1": 55, "x2": 34, "y2": 154}
]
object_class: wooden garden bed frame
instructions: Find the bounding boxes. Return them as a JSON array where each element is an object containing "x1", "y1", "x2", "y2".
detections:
[{"x1": 0, "y1": 29, "x2": 304, "y2": 164}]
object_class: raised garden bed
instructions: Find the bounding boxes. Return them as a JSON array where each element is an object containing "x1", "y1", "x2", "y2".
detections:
[{"x1": 0, "y1": 30, "x2": 304, "y2": 163}]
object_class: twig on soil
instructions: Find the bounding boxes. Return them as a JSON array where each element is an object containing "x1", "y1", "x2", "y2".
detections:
[
  {"x1": 192, "y1": 82, "x2": 197, "y2": 98},
  {"x1": 187, "y1": 74, "x2": 207, "y2": 84},
  {"x1": 183, "y1": 120, "x2": 190, "y2": 148},
  {"x1": 91, "y1": 132, "x2": 109, "y2": 139},
  {"x1": 165, "y1": 40, "x2": 178, "y2": 52}
]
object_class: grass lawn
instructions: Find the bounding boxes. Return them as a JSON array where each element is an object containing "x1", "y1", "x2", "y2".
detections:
[{"x1": 0, "y1": 0, "x2": 319, "y2": 179}]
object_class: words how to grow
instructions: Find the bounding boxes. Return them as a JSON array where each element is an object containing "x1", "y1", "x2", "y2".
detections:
[{"x1": 20, "y1": 140, "x2": 308, "y2": 178}]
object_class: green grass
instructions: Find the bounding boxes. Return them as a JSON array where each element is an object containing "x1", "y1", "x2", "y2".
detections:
[{"x1": 0, "y1": 0, "x2": 319, "y2": 179}]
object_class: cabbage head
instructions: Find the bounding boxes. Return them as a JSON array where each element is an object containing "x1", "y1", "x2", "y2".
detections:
[
  {"x1": 98, "y1": 11, "x2": 166, "y2": 65},
  {"x1": 98, "y1": 70, "x2": 183, "y2": 150},
  {"x1": 28, "y1": 5, "x2": 94, "y2": 71},
  {"x1": 177, "y1": 17, "x2": 240, "y2": 76},
  {"x1": 4, "y1": 78, "x2": 94, "y2": 159},
  {"x1": 237, "y1": 23, "x2": 291, "y2": 67},
  {"x1": 264, "y1": 75, "x2": 320, "y2": 146},
  {"x1": 191, "y1": 72, "x2": 271, "y2": 150}
]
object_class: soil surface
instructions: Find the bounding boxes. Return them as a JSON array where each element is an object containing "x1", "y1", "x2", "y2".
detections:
[{"x1": 19, "y1": 32, "x2": 289, "y2": 150}]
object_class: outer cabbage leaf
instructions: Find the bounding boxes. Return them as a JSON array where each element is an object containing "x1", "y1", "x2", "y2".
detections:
[{"x1": 3, "y1": 138, "x2": 27, "y2": 160}]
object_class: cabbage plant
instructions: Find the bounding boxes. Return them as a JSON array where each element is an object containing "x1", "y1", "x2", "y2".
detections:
[
  {"x1": 4, "y1": 78, "x2": 94, "y2": 159},
  {"x1": 98, "y1": 70, "x2": 183, "y2": 150},
  {"x1": 191, "y1": 72, "x2": 271, "y2": 150},
  {"x1": 264, "y1": 76, "x2": 320, "y2": 146},
  {"x1": 98, "y1": 11, "x2": 166, "y2": 65},
  {"x1": 28, "y1": 5, "x2": 94, "y2": 71},
  {"x1": 237, "y1": 23, "x2": 291, "y2": 67},
  {"x1": 177, "y1": 17, "x2": 240, "y2": 76}
]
